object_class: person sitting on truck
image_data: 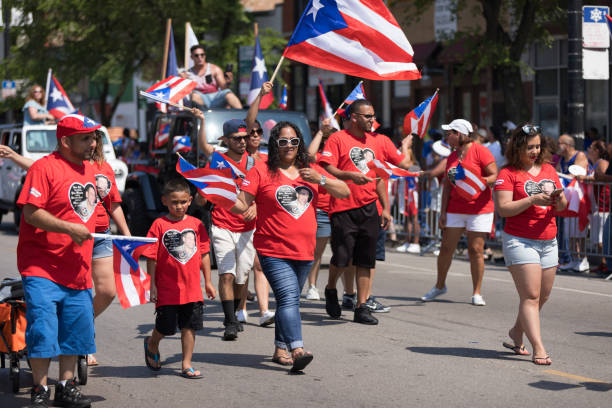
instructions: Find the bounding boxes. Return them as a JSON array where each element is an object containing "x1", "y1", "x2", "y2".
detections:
[
  {"x1": 181, "y1": 45, "x2": 242, "y2": 110},
  {"x1": 23, "y1": 84, "x2": 55, "y2": 126}
]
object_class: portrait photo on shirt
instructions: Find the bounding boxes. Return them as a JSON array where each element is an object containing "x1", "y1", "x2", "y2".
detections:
[
  {"x1": 447, "y1": 166, "x2": 458, "y2": 185},
  {"x1": 275, "y1": 185, "x2": 313, "y2": 219},
  {"x1": 95, "y1": 174, "x2": 112, "y2": 199},
  {"x1": 349, "y1": 147, "x2": 375, "y2": 174},
  {"x1": 69, "y1": 182, "x2": 97, "y2": 222},
  {"x1": 162, "y1": 228, "x2": 198, "y2": 264},
  {"x1": 524, "y1": 179, "x2": 556, "y2": 197}
]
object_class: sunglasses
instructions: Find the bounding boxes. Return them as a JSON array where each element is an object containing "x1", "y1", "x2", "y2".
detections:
[
  {"x1": 276, "y1": 137, "x2": 300, "y2": 147},
  {"x1": 522, "y1": 125, "x2": 541, "y2": 135},
  {"x1": 192, "y1": 53, "x2": 205, "y2": 58},
  {"x1": 228, "y1": 135, "x2": 248, "y2": 142},
  {"x1": 250, "y1": 128, "x2": 263, "y2": 136},
  {"x1": 354, "y1": 113, "x2": 376, "y2": 120},
  {"x1": 33, "y1": 90, "x2": 42, "y2": 93}
]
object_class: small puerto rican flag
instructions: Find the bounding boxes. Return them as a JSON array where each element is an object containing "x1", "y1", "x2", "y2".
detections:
[
  {"x1": 112, "y1": 237, "x2": 155, "y2": 308},
  {"x1": 172, "y1": 135, "x2": 191, "y2": 153},
  {"x1": 454, "y1": 162, "x2": 487, "y2": 201},
  {"x1": 367, "y1": 159, "x2": 420, "y2": 179},
  {"x1": 279, "y1": 84, "x2": 288, "y2": 110}
]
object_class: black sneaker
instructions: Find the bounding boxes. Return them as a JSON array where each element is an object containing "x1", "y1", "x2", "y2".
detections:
[
  {"x1": 29, "y1": 385, "x2": 50, "y2": 407},
  {"x1": 53, "y1": 379, "x2": 91, "y2": 408},
  {"x1": 237, "y1": 322, "x2": 244, "y2": 332},
  {"x1": 223, "y1": 323, "x2": 238, "y2": 341},
  {"x1": 354, "y1": 305, "x2": 378, "y2": 325},
  {"x1": 324, "y1": 286, "x2": 341, "y2": 319},
  {"x1": 342, "y1": 293, "x2": 356, "y2": 310},
  {"x1": 365, "y1": 296, "x2": 391, "y2": 313}
]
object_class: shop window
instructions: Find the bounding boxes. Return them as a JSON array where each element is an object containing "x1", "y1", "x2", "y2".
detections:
[{"x1": 535, "y1": 69, "x2": 558, "y2": 96}]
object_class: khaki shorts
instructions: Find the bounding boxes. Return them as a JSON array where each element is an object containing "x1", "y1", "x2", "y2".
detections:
[{"x1": 211, "y1": 225, "x2": 255, "y2": 284}]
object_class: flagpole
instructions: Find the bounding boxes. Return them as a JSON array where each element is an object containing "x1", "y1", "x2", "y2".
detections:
[
  {"x1": 44, "y1": 68, "x2": 52, "y2": 108},
  {"x1": 91, "y1": 233, "x2": 158, "y2": 243},
  {"x1": 269, "y1": 55, "x2": 285, "y2": 84},
  {"x1": 161, "y1": 18, "x2": 172, "y2": 79},
  {"x1": 184, "y1": 22, "x2": 191, "y2": 72}
]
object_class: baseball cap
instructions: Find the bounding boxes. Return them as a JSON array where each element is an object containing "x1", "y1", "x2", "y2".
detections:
[
  {"x1": 56, "y1": 114, "x2": 102, "y2": 139},
  {"x1": 441, "y1": 119, "x2": 473, "y2": 135},
  {"x1": 221, "y1": 119, "x2": 247, "y2": 139}
]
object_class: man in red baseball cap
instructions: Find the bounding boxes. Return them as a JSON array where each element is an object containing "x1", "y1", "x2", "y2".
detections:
[{"x1": 17, "y1": 114, "x2": 101, "y2": 407}]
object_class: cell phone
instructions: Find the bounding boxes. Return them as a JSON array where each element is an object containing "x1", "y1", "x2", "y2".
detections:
[
  {"x1": 550, "y1": 188, "x2": 564, "y2": 197},
  {"x1": 225, "y1": 63, "x2": 233, "y2": 72},
  {"x1": 205, "y1": 74, "x2": 213, "y2": 84}
]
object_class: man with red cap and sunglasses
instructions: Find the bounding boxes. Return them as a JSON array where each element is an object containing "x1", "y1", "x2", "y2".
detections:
[{"x1": 18, "y1": 114, "x2": 100, "y2": 408}]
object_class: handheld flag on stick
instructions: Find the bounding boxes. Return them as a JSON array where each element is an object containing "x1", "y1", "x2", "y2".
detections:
[
  {"x1": 248, "y1": 33, "x2": 274, "y2": 108},
  {"x1": 343, "y1": 81, "x2": 366, "y2": 105},
  {"x1": 282, "y1": 0, "x2": 421, "y2": 81},
  {"x1": 318, "y1": 81, "x2": 340, "y2": 129},
  {"x1": 367, "y1": 159, "x2": 420, "y2": 179},
  {"x1": 110, "y1": 236, "x2": 156, "y2": 309},
  {"x1": 279, "y1": 85, "x2": 288, "y2": 110},
  {"x1": 176, "y1": 154, "x2": 238, "y2": 209},
  {"x1": 142, "y1": 76, "x2": 196, "y2": 111},
  {"x1": 454, "y1": 162, "x2": 487, "y2": 201},
  {"x1": 45, "y1": 69, "x2": 77, "y2": 119},
  {"x1": 166, "y1": 23, "x2": 179, "y2": 78},
  {"x1": 185, "y1": 22, "x2": 199, "y2": 70},
  {"x1": 173, "y1": 135, "x2": 191, "y2": 153},
  {"x1": 403, "y1": 89, "x2": 439, "y2": 138},
  {"x1": 154, "y1": 121, "x2": 170, "y2": 148}
]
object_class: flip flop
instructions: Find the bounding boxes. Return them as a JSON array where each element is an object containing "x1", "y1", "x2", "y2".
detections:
[
  {"x1": 144, "y1": 337, "x2": 161, "y2": 371},
  {"x1": 87, "y1": 354, "x2": 99, "y2": 366},
  {"x1": 180, "y1": 367, "x2": 203, "y2": 379},
  {"x1": 272, "y1": 354, "x2": 293, "y2": 366},
  {"x1": 290, "y1": 351, "x2": 313, "y2": 372},
  {"x1": 532, "y1": 355, "x2": 552, "y2": 366},
  {"x1": 502, "y1": 342, "x2": 530, "y2": 356}
]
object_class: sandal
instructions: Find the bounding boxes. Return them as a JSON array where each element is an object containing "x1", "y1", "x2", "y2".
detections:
[
  {"x1": 272, "y1": 353, "x2": 293, "y2": 366},
  {"x1": 87, "y1": 354, "x2": 99, "y2": 366},
  {"x1": 502, "y1": 342, "x2": 530, "y2": 356},
  {"x1": 290, "y1": 351, "x2": 314, "y2": 372},
  {"x1": 180, "y1": 367, "x2": 203, "y2": 379},
  {"x1": 144, "y1": 337, "x2": 161, "y2": 371},
  {"x1": 532, "y1": 355, "x2": 552, "y2": 366}
]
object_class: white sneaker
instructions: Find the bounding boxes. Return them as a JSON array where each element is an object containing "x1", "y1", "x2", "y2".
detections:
[
  {"x1": 396, "y1": 242, "x2": 410, "y2": 253},
  {"x1": 433, "y1": 248, "x2": 440, "y2": 256},
  {"x1": 259, "y1": 310, "x2": 275, "y2": 327},
  {"x1": 237, "y1": 309, "x2": 248, "y2": 323},
  {"x1": 471, "y1": 294, "x2": 486, "y2": 306},
  {"x1": 559, "y1": 260, "x2": 577, "y2": 271},
  {"x1": 305, "y1": 285, "x2": 320, "y2": 300},
  {"x1": 575, "y1": 257, "x2": 590, "y2": 272},
  {"x1": 407, "y1": 243, "x2": 421, "y2": 254},
  {"x1": 421, "y1": 286, "x2": 447, "y2": 301}
]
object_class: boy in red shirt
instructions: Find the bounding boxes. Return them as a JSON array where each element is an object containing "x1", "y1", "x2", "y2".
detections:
[{"x1": 143, "y1": 179, "x2": 216, "y2": 378}]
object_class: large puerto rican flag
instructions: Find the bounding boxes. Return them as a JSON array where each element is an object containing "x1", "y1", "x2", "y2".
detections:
[
  {"x1": 112, "y1": 237, "x2": 156, "y2": 309},
  {"x1": 318, "y1": 81, "x2": 340, "y2": 129},
  {"x1": 45, "y1": 70, "x2": 77, "y2": 119},
  {"x1": 283, "y1": 0, "x2": 420, "y2": 80},
  {"x1": 145, "y1": 76, "x2": 196, "y2": 112},
  {"x1": 247, "y1": 34, "x2": 274, "y2": 109},
  {"x1": 176, "y1": 154, "x2": 238, "y2": 209},
  {"x1": 403, "y1": 89, "x2": 439, "y2": 138}
]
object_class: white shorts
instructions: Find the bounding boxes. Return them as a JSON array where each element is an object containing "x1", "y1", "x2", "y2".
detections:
[
  {"x1": 211, "y1": 225, "x2": 256, "y2": 284},
  {"x1": 563, "y1": 217, "x2": 587, "y2": 239},
  {"x1": 446, "y1": 212, "x2": 494, "y2": 233},
  {"x1": 590, "y1": 212, "x2": 610, "y2": 244}
]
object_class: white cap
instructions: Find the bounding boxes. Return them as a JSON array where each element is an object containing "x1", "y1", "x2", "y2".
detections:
[
  {"x1": 502, "y1": 120, "x2": 517, "y2": 131},
  {"x1": 441, "y1": 119, "x2": 473, "y2": 135}
]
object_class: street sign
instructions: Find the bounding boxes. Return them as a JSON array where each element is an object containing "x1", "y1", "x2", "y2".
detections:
[
  {"x1": 1, "y1": 80, "x2": 16, "y2": 99},
  {"x1": 582, "y1": 6, "x2": 610, "y2": 48}
]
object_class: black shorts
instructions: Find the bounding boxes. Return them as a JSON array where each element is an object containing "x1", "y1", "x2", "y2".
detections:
[
  {"x1": 155, "y1": 302, "x2": 204, "y2": 336},
  {"x1": 330, "y1": 201, "x2": 379, "y2": 269}
]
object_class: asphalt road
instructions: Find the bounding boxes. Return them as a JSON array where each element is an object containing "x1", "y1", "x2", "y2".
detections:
[{"x1": 0, "y1": 216, "x2": 610, "y2": 407}]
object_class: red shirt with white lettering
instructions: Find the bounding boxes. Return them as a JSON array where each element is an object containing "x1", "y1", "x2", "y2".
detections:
[
  {"x1": 92, "y1": 161, "x2": 122, "y2": 232},
  {"x1": 17, "y1": 152, "x2": 97, "y2": 289},
  {"x1": 319, "y1": 130, "x2": 404, "y2": 214},
  {"x1": 445, "y1": 143, "x2": 495, "y2": 214},
  {"x1": 143, "y1": 215, "x2": 210, "y2": 307},
  {"x1": 494, "y1": 164, "x2": 561, "y2": 240},
  {"x1": 241, "y1": 162, "x2": 325, "y2": 260},
  {"x1": 210, "y1": 152, "x2": 256, "y2": 232}
]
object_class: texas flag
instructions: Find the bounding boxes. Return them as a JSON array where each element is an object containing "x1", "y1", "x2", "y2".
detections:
[
  {"x1": 454, "y1": 162, "x2": 487, "y2": 201},
  {"x1": 318, "y1": 81, "x2": 340, "y2": 129},
  {"x1": 112, "y1": 237, "x2": 155, "y2": 309},
  {"x1": 176, "y1": 155, "x2": 239, "y2": 209},
  {"x1": 172, "y1": 135, "x2": 191, "y2": 153},
  {"x1": 283, "y1": 0, "x2": 420, "y2": 81},
  {"x1": 279, "y1": 84, "x2": 288, "y2": 110},
  {"x1": 145, "y1": 76, "x2": 196, "y2": 112},
  {"x1": 247, "y1": 34, "x2": 274, "y2": 109},
  {"x1": 367, "y1": 159, "x2": 420, "y2": 179},
  {"x1": 45, "y1": 71, "x2": 77, "y2": 119},
  {"x1": 403, "y1": 90, "x2": 439, "y2": 138}
]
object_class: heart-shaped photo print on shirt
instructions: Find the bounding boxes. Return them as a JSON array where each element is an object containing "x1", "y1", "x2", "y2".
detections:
[
  {"x1": 69, "y1": 182, "x2": 97, "y2": 223},
  {"x1": 524, "y1": 179, "x2": 556, "y2": 197},
  {"x1": 162, "y1": 228, "x2": 198, "y2": 264},
  {"x1": 275, "y1": 185, "x2": 313, "y2": 219},
  {"x1": 349, "y1": 147, "x2": 376, "y2": 174},
  {"x1": 95, "y1": 174, "x2": 112, "y2": 199}
]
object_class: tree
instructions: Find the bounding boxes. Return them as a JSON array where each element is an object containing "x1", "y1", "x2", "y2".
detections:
[
  {"x1": 1, "y1": 0, "x2": 285, "y2": 125},
  {"x1": 395, "y1": 0, "x2": 565, "y2": 124}
]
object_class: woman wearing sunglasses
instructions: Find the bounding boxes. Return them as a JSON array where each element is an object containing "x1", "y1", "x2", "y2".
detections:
[
  {"x1": 494, "y1": 125, "x2": 567, "y2": 365},
  {"x1": 231, "y1": 121, "x2": 349, "y2": 372},
  {"x1": 23, "y1": 85, "x2": 55, "y2": 126}
]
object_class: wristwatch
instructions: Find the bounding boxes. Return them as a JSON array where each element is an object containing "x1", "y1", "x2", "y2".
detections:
[{"x1": 319, "y1": 175, "x2": 327, "y2": 186}]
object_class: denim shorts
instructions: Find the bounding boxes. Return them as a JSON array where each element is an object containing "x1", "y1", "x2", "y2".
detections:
[
  {"x1": 502, "y1": 231, "x2": 558, "y2": 269},
  {"x1": 22, "y1": 276, "x2": 95, "y2": 358},
  {"x1": 92, "y1": 227, "x2": 113, "y2": 259},
  {"x1": 194, "y1": 89, "x2": 231, "y2": 109},
  {"x1": 316, "y1": 209, "x2": 331, "y2": 238}
]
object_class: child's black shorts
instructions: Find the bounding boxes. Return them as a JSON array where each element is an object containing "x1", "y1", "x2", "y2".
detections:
[{"x1": 155, "y1": 301, "x2": 204, "y2": 336}]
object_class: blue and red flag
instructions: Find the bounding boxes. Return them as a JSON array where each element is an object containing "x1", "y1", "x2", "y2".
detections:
[
  {"x1": 154, "y1": 122, "x2": 170, "y2": 148},
  {"x1": 176, "y1": 155, "x2": 238, "y2": 209},
  {"x1": 112, "y1": 237, "x2": 155, "y2": 309},
  {"x1": 247, "y1": 34, "x2": 274, "y2": 109},
  {"x1": 318, "y1": 81, "x2": 340, "y2": 129},
  {"x1": 283, "y1": 0, "x2": 420, "y2": 81},
  {"x1": 403, "y1": 90, "x2": 439, "y2": 138},
  {"x1": 45, "y1": 70, "x2": 77, "y2": 119},
  {"x1": 279, "y1": 84, "x2": 288, "y2": 110},
  {"x1": 172, "y1": 135, "x2": 191, "y2": 153},
  {"x1": 166, "y1": 23, "x2": 179, "y2": 78},
  {"x1": 145, "y1": 76, "x2": 196, "y2": 112},
  {"x1": 344, "y1": 81, "x2": 365, "y2": 105}
]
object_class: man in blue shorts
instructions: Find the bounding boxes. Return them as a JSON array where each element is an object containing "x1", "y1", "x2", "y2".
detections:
[{"x1": 17, "y1": 114, "x2": 100, "y2": 408}]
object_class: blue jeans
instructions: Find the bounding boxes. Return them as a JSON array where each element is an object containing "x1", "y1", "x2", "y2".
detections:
[{"x1": 258, "y1": 256, "x2": 313, "y2": 350}]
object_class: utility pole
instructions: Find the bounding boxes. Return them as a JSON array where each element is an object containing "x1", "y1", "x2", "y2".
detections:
[{"x1": 567, "y1": 0, "x2": 584, "y2": 149}]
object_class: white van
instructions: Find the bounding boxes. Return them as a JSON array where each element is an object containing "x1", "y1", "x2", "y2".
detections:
[{"x1": 0, "y1": 124, "x2": 127, "y2": 227}]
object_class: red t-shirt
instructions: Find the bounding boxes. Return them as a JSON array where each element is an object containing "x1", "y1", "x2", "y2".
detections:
[
  {"x1": 241, "y1": 162, "x2": 324, "y2": 260},
  {"x1": 210, "y1": 152, "x2": 256, "y2": 233},
  {"x1": 446, "y1": 143, "x2": 495, "y2": 214},
  {"x1": 17, "y1": 152, "x2": 97, "y2": 289},
  {"x1": 315, "y1": 152, "x2": 332, "y2": 213},
  {"x1": 143, "y1": 215, "x2": 210, "y2": 307},
  {"x1": 494, "y1": 164, "x2": 562, "y2": 240},
  {"x1": 319, "y1": 130, "x2": 404, "y2": 214},
  {"x1": 92, "y1": 161, "x2": 122, "y2": 233}
]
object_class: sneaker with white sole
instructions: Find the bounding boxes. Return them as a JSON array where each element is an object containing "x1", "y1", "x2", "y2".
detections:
[
  {"x1": 575, "y1": 257, "x2": 590, "y2": 272},
  {"x1": 342, "y1": 293, "x2": 357, "y2": 310},
  {"x1": 421, "y1": 286, "x2": 447, "y2": 301},
  {"x1": 305, "y1": 285, "x2": 320, "y2": 300},
  {"x1": 406, "y1": 243, "x2": 421, "y2": 254},
  {"x1": 236, "y1": 309, "x2": 248, "y2": 323},
  {"x1": 365, "y1": 296, "x2": 391, "y2": 313},
  {"x1": 259, "y1": 310, "x2": 275, "y2": 326},
  {"x1": 471, "y1": 294, "x2": 486, "y2": 306},
  {"x1": 395, "y1": 242, "x2": 410, "y2": 253}
]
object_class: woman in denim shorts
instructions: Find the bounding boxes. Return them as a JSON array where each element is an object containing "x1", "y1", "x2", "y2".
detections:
[{"x1": 494, "y1": 125, "x2": 568, "y2": 366}]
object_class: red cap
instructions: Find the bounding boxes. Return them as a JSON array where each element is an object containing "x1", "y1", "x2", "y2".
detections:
[{"x1": 56, "y1": 114, "x2": 102, "y2": 139}]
